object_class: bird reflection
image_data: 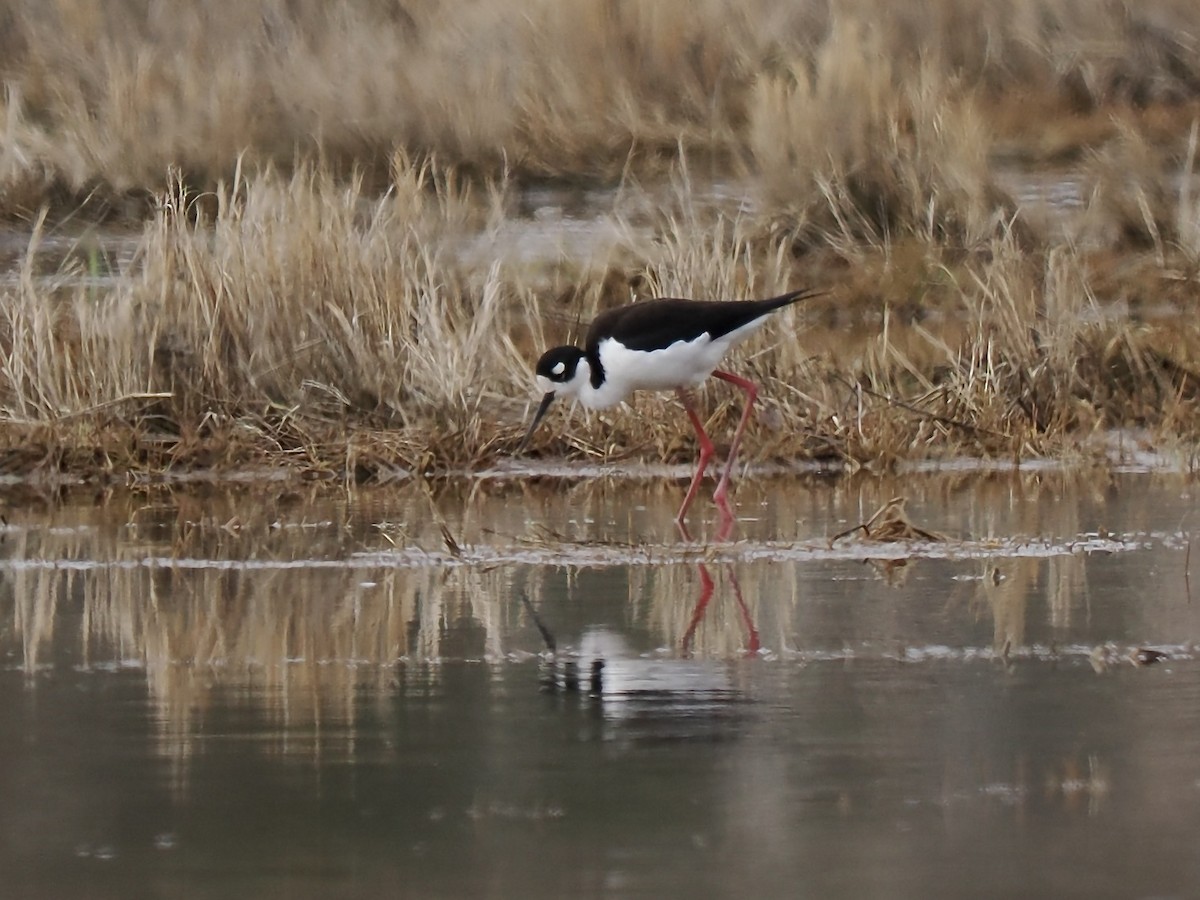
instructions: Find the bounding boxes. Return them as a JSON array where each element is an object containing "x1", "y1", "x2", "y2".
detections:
[
  {"x1": 521, "y1": 510, "x2": 757, "y2": 740},
  {"x1": 535, "y1": 626, "x2": 751, "y2": 743}
]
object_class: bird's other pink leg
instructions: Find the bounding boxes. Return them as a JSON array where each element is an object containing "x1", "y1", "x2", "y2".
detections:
[
  {"x1": 675, "y1": 387, "x2": 715, "y2": 524},
  {"x1": 713, "y1": 488, "x2": 735, "y2": 527},
  {"x1": 711, "y1": 370, "x2": 759, "y2": 508},
  {"x1": 714, "y1": 507, "x2": 736, "y2": 544}
]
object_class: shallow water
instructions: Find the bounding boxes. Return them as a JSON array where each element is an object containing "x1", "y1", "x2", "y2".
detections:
[{"x1": 3, "y1": 470, "x2": 1200, "y2": 898}]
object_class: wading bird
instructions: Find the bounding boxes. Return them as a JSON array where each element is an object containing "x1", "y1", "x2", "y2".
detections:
[{"x1": 518, "y1": 288, "x2": 818, "y2": 522}]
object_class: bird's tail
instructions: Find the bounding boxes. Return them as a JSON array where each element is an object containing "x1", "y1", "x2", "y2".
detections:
[{"x1": 755, "y1": 287, "x2": 824, "y2": 311}]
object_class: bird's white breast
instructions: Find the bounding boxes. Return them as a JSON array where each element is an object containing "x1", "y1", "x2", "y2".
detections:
[{"x1": 580, "y1": 318, "x2": 765, "y2": 409}]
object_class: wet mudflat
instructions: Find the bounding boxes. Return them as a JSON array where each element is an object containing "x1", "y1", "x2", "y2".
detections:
[{"x1": 2, "y1": 469, "x2": 1200, "y2": 898}]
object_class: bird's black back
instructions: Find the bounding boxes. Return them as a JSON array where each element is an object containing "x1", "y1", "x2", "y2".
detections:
[{"x1": 584, "y1": 289, "x2": 817, "y2": 354}]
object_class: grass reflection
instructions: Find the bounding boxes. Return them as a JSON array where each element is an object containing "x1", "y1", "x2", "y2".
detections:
[{"x1": 0, "y1": 470, "x2": 1188, "y2": 776}]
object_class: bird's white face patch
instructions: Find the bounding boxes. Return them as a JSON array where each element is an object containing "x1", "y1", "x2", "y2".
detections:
[{"x1": 551, "y1": 361, "x2": 566, "y2": 377}]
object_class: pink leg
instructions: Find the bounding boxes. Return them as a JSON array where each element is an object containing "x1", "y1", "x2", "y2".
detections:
[
  {"x1": 714, "y1": 507, "x2": 736, "y2": 544},
  {"x1": 675, "y1": 388, "x2": 715, "y2": 524},
  {"x1": 711, "y1": 370, "x2": 758, "y2": 509}
]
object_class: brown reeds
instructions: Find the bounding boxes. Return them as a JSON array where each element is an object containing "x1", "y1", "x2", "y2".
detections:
[
  {"x1": 0, "y1": 2, "x2": 1198, "y2": 479},
  {"x1": 1, "y1": 156, "x2": 1199, "y2": 478},
  {"x1": 746, "y1": 25, "x2": 1006, "y2": 249},
  {"x1": 3, "y1": 0, "x2": 1200, "y2": 213}
]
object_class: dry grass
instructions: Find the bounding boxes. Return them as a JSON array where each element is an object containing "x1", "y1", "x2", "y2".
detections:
[
  {"x1": 0, "y1": 158, "x2": 1197, "y2": 481},
  {"x1": 746, "y1": 25, "x2": 1006, "y2": 249},
  {"x1": 2, "y1": 0, "x2": 1200, "y2": 215},
  {"x1": 0, "y1": 0, "x2": 761, "y2": 209},
  {"x1": 0, "y1": 156, "x2": 539, "y2": 475},
  {"x1": 0, "y1": 2, "x2": 1199, "y2": 479}
]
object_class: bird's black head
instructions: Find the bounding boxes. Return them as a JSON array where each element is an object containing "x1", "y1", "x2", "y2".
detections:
[
  {"x1": 517, "y1": 346, "x2": 588, "y2": 455},
  {"x1": 534, "y1": 345, "x2": 587, "y2": 388}
]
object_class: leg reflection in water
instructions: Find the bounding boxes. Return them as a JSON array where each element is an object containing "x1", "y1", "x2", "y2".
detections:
[
  {"x1": 678, "y1": 505, "x2": 760, "y2": 658},
  {"x1": 520, "y1": 506, "x2": 761, "y2": 708}
]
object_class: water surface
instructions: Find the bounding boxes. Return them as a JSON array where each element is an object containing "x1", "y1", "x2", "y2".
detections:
[{"x1": 2, "y1": 471, "x2": 1199, "y2": 898}]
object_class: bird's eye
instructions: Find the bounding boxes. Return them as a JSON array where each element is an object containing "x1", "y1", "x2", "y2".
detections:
[{"x1": 551, "y1": 362, "x2": 566, "y2": 377}]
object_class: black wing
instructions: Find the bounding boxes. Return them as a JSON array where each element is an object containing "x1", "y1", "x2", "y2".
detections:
[{"x1": 585, "y1": 289, "x2": 818, "y2": 353}]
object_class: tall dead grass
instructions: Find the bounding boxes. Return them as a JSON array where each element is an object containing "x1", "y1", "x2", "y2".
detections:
[
  {"x1": 0, "y1": 156, "x2": 546, "y2": 472},
  {"x1": 0, "y1": 0, "x2": 758, "y2": 209},
  {"x1": 746, "y1": 25, "x2": 1005, "y2": 249},
  {"x1": 0, "y1": 1, "x2": 1198, "y2": 476},
  {"x1": 0, "y1": 156, "x2": 1198, "y2": 479},
  {"x1": 2, "y1": 0, "x2": 1200, "y2": 213}
]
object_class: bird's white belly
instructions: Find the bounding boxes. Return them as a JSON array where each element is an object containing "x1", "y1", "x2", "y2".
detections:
[
  {"x1": 578, "y1": 320, "x2": 766, "y2": 410},
  {"x1": 600, "y1": 335, "x2": 727, "y2": 392}
]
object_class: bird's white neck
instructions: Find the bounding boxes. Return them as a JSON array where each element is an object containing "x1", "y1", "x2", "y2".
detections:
[{"x1": 560, "y1": 358, "x2": 626, "y2": 410}]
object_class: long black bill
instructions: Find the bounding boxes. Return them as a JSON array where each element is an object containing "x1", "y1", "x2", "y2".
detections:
[{"x1": 517, "y1": 391, "x2": 556, "y2": 454}]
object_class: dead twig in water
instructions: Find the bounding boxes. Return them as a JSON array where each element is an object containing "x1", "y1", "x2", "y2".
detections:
[
  {"x1": 1186, "y1": 533, "x2": 1194, "y2": 605},
  {"x1": 415, "y1": 472, "x2": 462, "y2": 558},
  {"x1": 829, "y1": 496, "x2": 947, "y2": 546},
  {"x1": 1180, "y1": 512, "x2": 1193, "y2": 604},
  {"x1": 518, "y1": 590, "x2": 556, "y2": 654}
]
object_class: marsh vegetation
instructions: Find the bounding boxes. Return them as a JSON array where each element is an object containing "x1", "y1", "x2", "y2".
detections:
[{"x1": 2, "y1": 0, "x2": 1200, "y2": 481}]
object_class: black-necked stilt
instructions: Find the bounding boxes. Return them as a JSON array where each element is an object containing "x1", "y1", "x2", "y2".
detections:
[{"x1": 518, "y1": 288, "x2": 819, "y2": 521}]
